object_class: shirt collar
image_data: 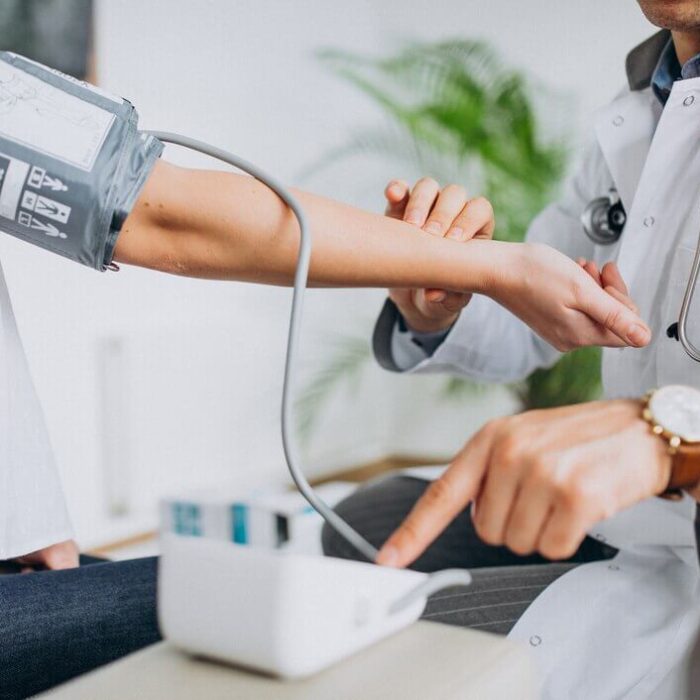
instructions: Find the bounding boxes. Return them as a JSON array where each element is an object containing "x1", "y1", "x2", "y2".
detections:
[
  {"x1": 651, "y1": 38, "x2": 700, "y2": 104},
  {"x1": 627, "y1": 29, "x2": 700, "y2": 103},
  {"x1": 626, "y1": 29, "x2": 671, "y2": 91},
  {"x1": 651, "y1": 39, "x2": 681, "y2": 103}
]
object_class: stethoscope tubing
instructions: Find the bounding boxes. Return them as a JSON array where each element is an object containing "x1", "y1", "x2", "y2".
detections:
[
  {"x1": 678, "y1": 226, "x2": 700, "y2": 362},
  {"x1": 147, "y1": 131, "x2": 472, "y2": 613}
]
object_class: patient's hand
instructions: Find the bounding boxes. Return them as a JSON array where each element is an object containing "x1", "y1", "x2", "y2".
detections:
[
  {"x1": 384, "y1": 178, "x2": 494, "y2": 333},
  {"x1": 489, "y1": 243, "x2": 650, "y2": 351},
  {"x1": 12, "y1": 539, "x2": 79, "y2": 572}
]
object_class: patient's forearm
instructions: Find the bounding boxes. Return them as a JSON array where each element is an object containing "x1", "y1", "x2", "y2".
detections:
[
  {"x1": 114, "y1": 161, "x2": 496, "y2": 293},
  {"x1": 115, "y1": 161, "x2": 650, "y2": 351}
]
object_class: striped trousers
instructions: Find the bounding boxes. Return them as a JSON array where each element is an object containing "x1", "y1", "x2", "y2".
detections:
[{"x1": 322, "y1": 475, "x2": 616, "y2": 634}]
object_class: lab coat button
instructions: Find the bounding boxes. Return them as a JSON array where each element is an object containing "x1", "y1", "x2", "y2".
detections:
[
  {"x1": 612, "y1": 115, "x2": 624, "y2": 126},
  {"x1": 529, "y1": 635, "x2": 542, "y2": 647},
  {"x1": 608, "y1": 564, "x2": 620, "y2": 571},
  {"x1": 683, "y1": 95, "x2": 695, "y2": 106},
  {"x1": 643, "y1": 216, "x2": 655, "y2": 227}
]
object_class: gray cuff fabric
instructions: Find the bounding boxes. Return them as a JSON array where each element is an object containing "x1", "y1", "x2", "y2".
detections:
[
  {"x1": 0, "y1": 51, "x2": 163, "y2": 270},
  {"x1": 372, "y1": 298, "x2": 451, "y2": 372},
  {"x1": 373, "y1": 298, "x2": 403, "y2": 371}
]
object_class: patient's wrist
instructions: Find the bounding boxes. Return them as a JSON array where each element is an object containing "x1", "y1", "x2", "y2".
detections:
[{"x1": 454, "y1": 239, "x2": 511, "y2": 297}]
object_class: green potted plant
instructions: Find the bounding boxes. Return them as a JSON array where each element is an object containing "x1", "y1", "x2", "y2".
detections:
[{"x1": 298, "y1": 39, "x2": 601, "y2": 445}]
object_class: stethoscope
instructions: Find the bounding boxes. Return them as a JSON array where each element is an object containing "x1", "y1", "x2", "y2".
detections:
[{"x1": 582, "y1": 189, "x2": 700, "y2": 362}]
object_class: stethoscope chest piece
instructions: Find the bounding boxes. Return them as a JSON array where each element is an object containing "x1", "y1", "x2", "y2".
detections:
[{"x1": 581, "y1": 189, "x2": 626, "y2": 245}]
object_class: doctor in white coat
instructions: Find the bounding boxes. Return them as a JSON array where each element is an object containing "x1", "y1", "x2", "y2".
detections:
[{"x1": 325, "y1": 4, "x2": 700, "y2": 699}]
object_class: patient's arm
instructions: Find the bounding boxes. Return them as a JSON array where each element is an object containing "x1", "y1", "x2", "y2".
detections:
[
  {"x1": 114, "y1": 160, "x2": 650, "y2": 351},
  {"x1": 116, "y1": 161, "x2": 494, "y2": 289}
]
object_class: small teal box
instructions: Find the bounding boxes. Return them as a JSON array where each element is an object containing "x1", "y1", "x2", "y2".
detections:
[
  {"x1": 231, "y1": 504, "x2": 248, "y2": 544},
  {"x1": 172, "y1": 502, "x2": 202, "y2": 537}
]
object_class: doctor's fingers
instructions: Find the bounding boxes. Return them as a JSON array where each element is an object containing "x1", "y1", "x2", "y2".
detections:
[
  {"x1": 579, "y1": 259, "x2": 602, "y2": 286},
  {"x1": 578, "y1": 259, "x2": 632, "y2": 295},
  {"x1": 601, "y1": 261, "x2": 629, "y2": 296},
  {"x1": 375, "y1": 423, "x2": 497, "y2": 568},
  {"x1": 471, "y1": 433, "x2": 528, "y2": 546},
  {"x1": 577, "y1": 260, "x2": 637, "y2": 312},
  {"x1": 404, "y1": 177, "x2": 441, "y2": 227},
  {"x1": 445, "y1": 196, "x2": 495, "y2": 241},
  {"x1": 534, "y1": 458, "x2": 619, "y2": 559},
  {"x1": 440, "y1": 291, "x2": 472, "y2": 313},
  {"x1": 533, "y1": 438, "x2": 633, "y2": 559},
  {"x1": 501, "y1": 471, "x2": 555, "y2": 556},
  {"x1": 474, "y1": 403, "x2": 641, "y2": 552},
  {"x1": 473, "y1": 416, "x2": 599, "y2": 554},
  {"x1": 500, "y1": 447, "x2": 615, "y2": 558},
  {"x1": 417, "y1": 287, "x2": 473, "y2": 312},
  {"x1": 421, "y1": 196, "x2": 492, "y2": 306},
  {"x1": 412, "y1": 287, "x2": 469, "y2": 311},
  {"x1": 536, "y1": 503, "x2": 590, "y2": 561},
  {"x1": 422, "y1": 185, "x2": 471, "y2": 238},
  {"x1": 578, "y1": 260, "x2": 637, "y2": 312},
  {"x1": 384, "y1": 179, "x2": 410, "y2": 219}
]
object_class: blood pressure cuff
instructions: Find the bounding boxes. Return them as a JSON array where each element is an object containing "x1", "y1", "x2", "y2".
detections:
[{"x1": 0, "y1": 52, "x2": 163, "y2": 270}]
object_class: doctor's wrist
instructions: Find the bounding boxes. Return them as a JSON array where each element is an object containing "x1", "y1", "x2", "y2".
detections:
[{"x1": 641, "y1": 387, "x2": 700, "y2": 498}]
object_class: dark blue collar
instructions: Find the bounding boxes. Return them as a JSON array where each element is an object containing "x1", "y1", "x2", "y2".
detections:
[{"x1": 652, "y1": 38, "x2": 700, "y2": 104}]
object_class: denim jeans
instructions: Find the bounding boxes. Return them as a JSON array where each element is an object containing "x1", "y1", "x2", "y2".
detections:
[{"x1": 0, "y1": 556, "x2": 160, "y2": 699}]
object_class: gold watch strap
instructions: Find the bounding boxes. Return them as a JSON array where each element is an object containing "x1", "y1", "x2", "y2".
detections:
[{"x1": 667, "y1": 443, "x2": 700, "y2": 491}]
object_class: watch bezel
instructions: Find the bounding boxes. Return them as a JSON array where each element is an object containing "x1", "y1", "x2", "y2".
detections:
[{"x1": 646, "y1": 385, "x2": 700, "y2": 444}]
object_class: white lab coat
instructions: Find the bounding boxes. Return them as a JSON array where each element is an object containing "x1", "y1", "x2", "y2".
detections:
[
  {"x1": 402, "y1": 79, "x2": 700, "y2": 697},
  {"x1": 0, "y1": 262, "x2": 72, "y2": 559}
]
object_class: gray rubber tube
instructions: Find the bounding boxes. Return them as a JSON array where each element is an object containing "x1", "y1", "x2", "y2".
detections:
[{"x1": 144, "y1": 131, "x2": 471, "y2": 609}]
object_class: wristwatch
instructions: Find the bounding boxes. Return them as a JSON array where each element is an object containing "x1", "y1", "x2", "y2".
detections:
[{"x1": 642, "y1": 385, "x2": 700, "y2": 497}]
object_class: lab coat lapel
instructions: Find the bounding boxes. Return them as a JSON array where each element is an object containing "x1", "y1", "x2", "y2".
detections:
[
  {"x1": 600, "y1": 80, "x2": 700, "y2": 400},
  {"x1": 597, "y1": 89, "x2": 660, "y2": 398},
  {"x1": 593, "y1": 90, "x2": 659, "y2": 216}
]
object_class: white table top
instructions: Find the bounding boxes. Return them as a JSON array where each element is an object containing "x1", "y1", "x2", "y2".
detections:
[{"x1": 43, "y1": 621, "x2": 538, "y2": 700}]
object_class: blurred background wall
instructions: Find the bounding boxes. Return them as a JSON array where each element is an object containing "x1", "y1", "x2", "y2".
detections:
[{"x1": 0, "y1": 0, "x2": 655, "y2": 548}]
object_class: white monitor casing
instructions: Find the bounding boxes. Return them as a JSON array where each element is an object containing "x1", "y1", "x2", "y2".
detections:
[{"x1": 158, "y1": 533, "x2": 429, "y2": 678}]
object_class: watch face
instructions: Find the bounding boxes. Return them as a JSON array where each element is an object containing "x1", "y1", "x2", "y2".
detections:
[{"x1": 649, "y1": 385, "x2": 700, "y2": 443}]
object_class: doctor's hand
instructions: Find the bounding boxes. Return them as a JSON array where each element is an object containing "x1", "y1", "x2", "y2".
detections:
[
  {"x1": 384, "y1": 178, "x2": 495, "y2": 333},
  {"x1": 376, "y1": 400, "x2": 671, "y2": 566},
  {"x1": 12, "y1": 539, "x2": 79, "y2": 572}
]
